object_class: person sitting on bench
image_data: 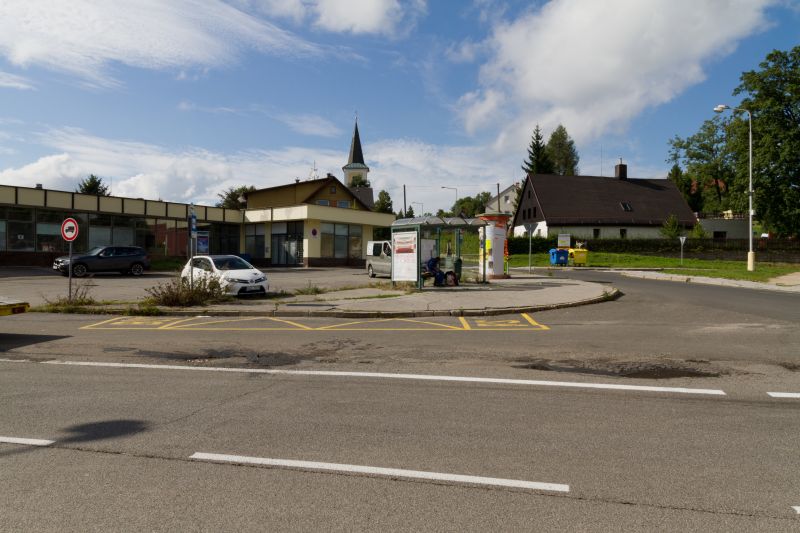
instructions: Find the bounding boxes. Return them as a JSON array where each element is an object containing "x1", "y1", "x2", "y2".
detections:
[{"x1": 426, "y1": 256, "x2": 446, "y2": 287}]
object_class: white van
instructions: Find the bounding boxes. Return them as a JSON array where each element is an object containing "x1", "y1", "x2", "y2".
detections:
[{"x1": 366, "y1": 240, "x2": 392, "y2": 278}]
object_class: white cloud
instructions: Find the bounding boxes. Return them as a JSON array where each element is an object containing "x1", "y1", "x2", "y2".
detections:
[
  {"x1": 276, "y1": 113, "x2": 343, "y2": 137},
  {"x1": 0, "y1": 0, "x2": 324, "y2": 88},
  {"x1": 0, "y1": 70, "x2": 35, "y2": 90},
  {"x1": 445, "y1": 39, "x2": 484, "y2": 64},
  {"x1": 460, "y1": 0, "x2": 775, "y2": 149},
  {"x1": 178, "y1": 100, "x2": 342, "y2": 137},
  {"x1": 312, "y1": 0, "x2": 405, "y2": 34},
  {"x1": 0, "y1": 128, "x2": 511, "y2": 213}
]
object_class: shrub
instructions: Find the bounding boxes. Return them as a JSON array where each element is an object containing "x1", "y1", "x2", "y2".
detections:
[{"x1": 145, "y1": 276, "x2": 229, "y2": 307}]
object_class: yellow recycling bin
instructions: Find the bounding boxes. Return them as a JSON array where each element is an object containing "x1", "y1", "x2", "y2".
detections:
[{"x1": 569, "y1": 248, "x2": 588, "y2": 266}]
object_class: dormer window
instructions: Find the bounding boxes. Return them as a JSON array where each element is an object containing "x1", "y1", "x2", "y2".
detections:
[{"x1": 620, "y1": 202, "x2": 633, "y2": 212}]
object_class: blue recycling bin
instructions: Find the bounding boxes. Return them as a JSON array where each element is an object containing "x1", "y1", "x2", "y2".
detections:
[{"x1": 549, "y1": 248, "x2": 568, "y2": 266}]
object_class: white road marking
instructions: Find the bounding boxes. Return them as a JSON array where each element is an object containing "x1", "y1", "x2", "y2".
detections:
[
  {"x1": 0, "y1": 436, "x2": 55, "y2": 446},
  {"x1": 34, "y1": 360, "x2": 727, "y2": 395},
  {"x1": 767, "y1": 392, "x2": 800, "y2": 399},
  {"x1": 190, "y1": 452, "x2": 569, "y2": 492},
  {"x1": 0, "y1": 358, "x2": 30, "y2": 363}
]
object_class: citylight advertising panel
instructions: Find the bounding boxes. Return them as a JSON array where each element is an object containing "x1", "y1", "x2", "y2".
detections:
[{"x1": 391, "y1": 231, "x2": 418, "y2": 281}]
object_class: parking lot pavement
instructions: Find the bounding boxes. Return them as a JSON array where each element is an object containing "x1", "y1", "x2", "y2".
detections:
[{"x1": 0, "y1": 266, "x2": 615, "y2": 317}]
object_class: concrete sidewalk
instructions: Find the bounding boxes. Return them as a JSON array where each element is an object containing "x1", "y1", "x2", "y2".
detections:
[{"x1": 147, "y1": 275, "x2": 619, "y2": 318}]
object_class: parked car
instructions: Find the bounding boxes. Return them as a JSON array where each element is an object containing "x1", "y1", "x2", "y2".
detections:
[
  {"x1": 53, "y1": 246, "x2": 150, "y2": 277},
  {"x1": 366, "y1": 240, "x2": 392, "y2": 278},
  {"x1": 180, "y1": 255, "x2": 268, "y2": 296}
]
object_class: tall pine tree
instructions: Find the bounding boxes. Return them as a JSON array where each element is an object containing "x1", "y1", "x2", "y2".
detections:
[
  {"x1": 546, "y1": 124, "x2": 580, "y2": 175},
  {"x1": 521, "y1": 125, "x2": 554, "y2": 175}
]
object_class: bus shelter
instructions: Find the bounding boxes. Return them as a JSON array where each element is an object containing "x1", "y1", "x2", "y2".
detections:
[{"x1": 390, "y1": 216, "x2": 487, "y2": 289}]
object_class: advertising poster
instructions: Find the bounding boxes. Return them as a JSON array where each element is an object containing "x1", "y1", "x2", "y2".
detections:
[
  {"x1": 391, "y1": 231, "x2": 418, "y2": 281},
  {"x1": 196, "y1": 231, "x2": 210, "y2": 254},
  {"x1": 557, "y1": 233, "x2": 571, "y2": 249}
]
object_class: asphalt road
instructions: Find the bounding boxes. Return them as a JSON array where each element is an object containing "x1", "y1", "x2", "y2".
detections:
[
  {"x1": 1, "y1": 271, "x2": 798, "y2": 530},
  {"x1": 1, "y1": 359, "x2": 798, "y2": 531}
]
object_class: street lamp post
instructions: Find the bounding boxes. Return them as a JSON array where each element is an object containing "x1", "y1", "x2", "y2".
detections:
[
  {"x1": 714, "y1": 104, "x2": 754, "y2": 272},
  {"x1": 441, "y1": 186, "x2": 458, "y2": 214}
]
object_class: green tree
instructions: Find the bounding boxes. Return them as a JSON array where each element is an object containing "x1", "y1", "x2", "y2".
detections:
[
  {"x1": 667, "y1": 163, "x2": 701, "y2": 212},
  {"x1": 374, "y1": 190, "x2": 393, "y2": 213},
  {"x1": 76, "y1": 174, "x2": 110, "y2": 196},
  {"x1": 545, "y1": 124, "x2": 580, "y2": 175},
  {"x1": 452, "y1": 191, "x2": 492, "y2": 218},
  {"x1": 216, "y1": 185, "x2": 256, "y2": 209},
  {"x1": 404, "y1": 204, "x2": 415, "y2": 218},
  {"x1": 350, "y1": 174, "x2": 371, "y2": 188},
  {"x1": 730, "y1": 45, "x2": 800, "y2": 236},
  {"x1": 521, "y1": 124, "x2": 554, "y2": 175},
  {"x1": 668, "y1": 116, "x2": 734, "y2": 214},
  {"x1": 659, "y1": 214, "x2": 684, "y2": 239}
]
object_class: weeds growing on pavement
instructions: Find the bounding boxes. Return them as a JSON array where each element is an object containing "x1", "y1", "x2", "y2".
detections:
[
  {"x1": 294, "y1": 282, "x2": 326, "y2": 295},
  {"x1": 36, "y1": 282, "x2": 98, "y2": 313},
  {"x1": 145, "y1": 276, "x2": 231, "y2": 307}
]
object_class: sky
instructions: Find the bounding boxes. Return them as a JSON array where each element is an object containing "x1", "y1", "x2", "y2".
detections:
[{"x1": 0, "y1": 0, "x2": 798, "y2": 214}]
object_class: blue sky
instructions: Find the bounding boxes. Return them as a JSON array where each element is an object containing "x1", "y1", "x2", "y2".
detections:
[{"x1": 0, "y1": 0, "x2": 798, "y2": 213}]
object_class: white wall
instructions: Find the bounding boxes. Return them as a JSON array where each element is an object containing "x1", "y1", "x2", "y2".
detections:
[{"x1": 514, "y1": 223, "x2": 666, "y2": 239}]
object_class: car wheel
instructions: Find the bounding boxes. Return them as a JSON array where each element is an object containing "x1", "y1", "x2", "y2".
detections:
[
  {"x1": 130, "y1": 263, "x2": 145, "y2": 276},
  {"x1": 368, "y1": 265, "x2": 375, "y2": 278},
  {"x1": 72, "y1": 263, "x2": 88, "y2": 277}
]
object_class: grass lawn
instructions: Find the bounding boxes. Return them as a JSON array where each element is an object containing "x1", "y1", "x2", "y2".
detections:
[{"x1": 507, "y1": 252, "x2": 800, "y2": 282}]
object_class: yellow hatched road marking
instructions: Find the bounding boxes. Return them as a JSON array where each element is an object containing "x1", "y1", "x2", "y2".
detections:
[
  {"x1": 317, "y1": 318, "x2": 463, "y2": 331},
  {"x1": 167, "y1": 316, "x2": 264, "y2": 329},
  {"x1": 522, "y1": 313, "x2": 550, "y2": 330},
  {"x1": 157, "y1": 317, "x2": 205, "y2": 329},
  {"x1": 82, "y1": 314, "x2": 549, "y2": 331},
  {"x1": 80, "y1": 316, "x2": 125, "y2": 329}
]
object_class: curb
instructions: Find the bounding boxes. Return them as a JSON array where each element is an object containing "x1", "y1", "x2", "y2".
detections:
[{"x1": 67, "y1": 288, "x2": 622, "y2": 319}]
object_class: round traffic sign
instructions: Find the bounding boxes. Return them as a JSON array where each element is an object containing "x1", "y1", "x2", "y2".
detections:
[{"x1": 61, "y1": 218, "x2": 79, "y2": 241}]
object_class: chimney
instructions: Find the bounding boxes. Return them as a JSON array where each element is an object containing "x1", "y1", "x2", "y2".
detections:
[
  {"x1": 615, "y1": 158, "x2": 627, "y2": 180},
  {"x1": 35, "y1": 183, "x2": 43, "y2": 189}
]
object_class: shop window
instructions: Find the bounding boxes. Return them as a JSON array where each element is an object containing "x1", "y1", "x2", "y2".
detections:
[
  {"x1": 321, "y1": 223, "x2": 334, "y2": 258},
  {"x1": 0, "y1": 220, "x2": 5, "y2": 251},
  {"x1": 348, "y1": 224, "x2": 362, "y2": 259},
  {"x1": 245, "y1": 224, "x2": 265, "y2": 258},
  {"x1": 36, "y1": 221, "x2": 65, "y2": 252},
  {"x1": 334, "y1": 223, "x2": 348, "y2": 258},
  {"x1": 8, "y1": 221, "x2": 35, "y2": 251}
]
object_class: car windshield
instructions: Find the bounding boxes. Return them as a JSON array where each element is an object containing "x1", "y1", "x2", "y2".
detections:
[{"x1": 212, "y1": 257, "x2": 252, "y2": 270}]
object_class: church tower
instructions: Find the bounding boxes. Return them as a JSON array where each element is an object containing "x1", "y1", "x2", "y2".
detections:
[{"x1": 342, "y1": 121, "x2": 370, "y2": 187}]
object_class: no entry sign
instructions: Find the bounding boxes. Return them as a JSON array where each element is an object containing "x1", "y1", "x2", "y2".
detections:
[{"x1": 61, "y1": 218, "x2": 79, "y2": 241}]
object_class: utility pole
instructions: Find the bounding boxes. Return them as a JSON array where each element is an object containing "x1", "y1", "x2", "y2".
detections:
[{"x1": 403, "y1": 185, "x2": 407, "y2": 218}]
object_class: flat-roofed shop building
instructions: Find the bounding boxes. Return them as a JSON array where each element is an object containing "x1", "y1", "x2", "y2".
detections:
[{"x1": 0, "y1": 123, "x2": 395, "y2": 267}]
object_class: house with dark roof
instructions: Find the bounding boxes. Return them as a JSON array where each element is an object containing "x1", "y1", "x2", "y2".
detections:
[{"x1": 512, "y1": 162, "x2": 696, "y2": 239}]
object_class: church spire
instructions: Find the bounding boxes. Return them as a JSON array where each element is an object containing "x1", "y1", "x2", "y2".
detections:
[
  {"x1": 342, "y1": 120, "x2": 369, "y2": 186},
  {"x1": 347, "y1": 121, "x2": 365, "y2": 166}
]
